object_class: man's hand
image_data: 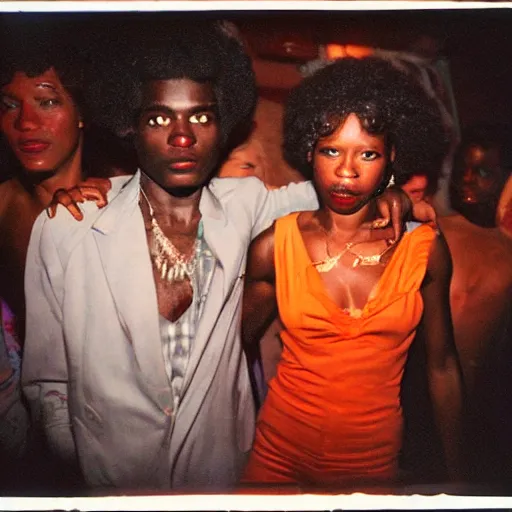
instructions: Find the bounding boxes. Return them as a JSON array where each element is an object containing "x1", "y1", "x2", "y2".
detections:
[
  {"x1": 46, "y1": 177, "x2": 112, "y2": 221},
  {"x1": 363, "y1": 188, "x2": 438, "y2": 243},
  {"x1": 362, "y1": 187, "x2": 411, "y2": 243}
]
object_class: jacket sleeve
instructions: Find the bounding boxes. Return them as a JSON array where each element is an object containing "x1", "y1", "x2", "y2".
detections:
[
  {"x1": 0, "y1": 321, "x2": 29, "y2": 459},
  {"x1": 248, "y1": 179, "x2": 319, "y2": 239},
  {"x1": 22, "y1": 214, "x2": 76, "y2": 464}
]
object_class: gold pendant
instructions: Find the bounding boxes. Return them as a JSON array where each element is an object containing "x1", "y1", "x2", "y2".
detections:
[
  {"x1": 352, "y1": 254, "x2": 383, "y2": 268},
  {"x1": 314, "y1": 254, "x2": 341, "y2": 273}
]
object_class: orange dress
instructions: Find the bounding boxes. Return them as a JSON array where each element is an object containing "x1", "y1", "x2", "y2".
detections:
[{"x1": 243, "y1": 213, "x2": 437, "y2": 486}]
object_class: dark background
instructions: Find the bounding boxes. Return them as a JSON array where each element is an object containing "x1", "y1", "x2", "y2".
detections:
[{"x1": 1, "y1": 7, "x2": 511, "y2": 128}]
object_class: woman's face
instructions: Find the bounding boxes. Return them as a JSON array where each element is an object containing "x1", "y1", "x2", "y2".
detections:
[
  {"x1": 0, "y1": 67, "x2": 82, "y2": 174},
  {"x1": 312, "y1": 113, "x2": 388, "y2": 215}
]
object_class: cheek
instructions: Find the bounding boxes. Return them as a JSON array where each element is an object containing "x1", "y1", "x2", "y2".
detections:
[{"x1": 48, "y1": 111, "x2": 79, "y2": 142}]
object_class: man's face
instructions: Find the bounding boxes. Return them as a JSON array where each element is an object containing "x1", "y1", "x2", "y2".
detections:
[
  {"x1": 450, "y1": 143, "x2": 508, "y2": 226},
  {"x1": 135, "y1": 78, "x2": 221, "y2": 192},
  {"x1": 0, "y1": 68, "x2": 82, "y2": 174}
]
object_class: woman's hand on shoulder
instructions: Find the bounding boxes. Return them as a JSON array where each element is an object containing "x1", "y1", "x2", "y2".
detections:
[{"x1": 46, "y1": 177, "x2": 112, "y2": 221}]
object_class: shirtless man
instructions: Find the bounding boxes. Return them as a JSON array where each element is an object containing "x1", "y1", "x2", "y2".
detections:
[{"x1": 439, "y1": 124, "x2": 512, "y2": 484}]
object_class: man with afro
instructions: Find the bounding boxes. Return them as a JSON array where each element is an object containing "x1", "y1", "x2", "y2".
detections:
[{"x1": 22, "y1": 20, "x2": 413, "y2": 490}]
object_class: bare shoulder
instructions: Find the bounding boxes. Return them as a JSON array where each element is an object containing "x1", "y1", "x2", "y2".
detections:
[
  {"x1": 247, "y1": 223, "x2": 276, "y2": 282},
  {"x1": 296, "y1": 210, "x2": 320, "y2": 233},
  {"x1": 426, "y1": 229, "x2": 452, "y2": 280}
]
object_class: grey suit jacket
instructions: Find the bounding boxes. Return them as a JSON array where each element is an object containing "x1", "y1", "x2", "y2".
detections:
[{"x1": 22, "y1": 171, "x2": 317, "y2": 490}]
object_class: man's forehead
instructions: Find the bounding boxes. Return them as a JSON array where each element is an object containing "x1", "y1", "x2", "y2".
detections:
[{"x1": 141, "y1": 78, "x2": 216, "y2": 108}]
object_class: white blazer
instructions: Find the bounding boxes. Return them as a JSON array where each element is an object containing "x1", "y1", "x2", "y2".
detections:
[{"x1": 22, "y1": 172, "x2": 317, "y2": 490}]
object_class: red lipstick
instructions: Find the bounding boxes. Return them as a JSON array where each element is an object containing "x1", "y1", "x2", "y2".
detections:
[
  {"x1": 18, "y1": 140, "x2": 50, "y2": 153},
  {"x1": 330, "y1": 192, "x2": 358, "y2": 208}
]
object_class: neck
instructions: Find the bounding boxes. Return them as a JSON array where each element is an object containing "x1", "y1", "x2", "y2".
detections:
[
  {"x1": 317, "y1": 201, "x2": 375, "y2": 238},
  {"x1": 140, "y1": 172, "x2": 202, "y2": 226},
  {"x1": 453, "y1": 201, "x2": 497, "y2": 229},
  {"x1": 23, "y1": 136, "x2": 84, "y2": 208}
]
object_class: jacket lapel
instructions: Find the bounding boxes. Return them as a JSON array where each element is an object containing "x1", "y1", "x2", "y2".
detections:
[
  {"x1": 91, "y1": 172, "x2": 171, "y2": 408},
  {"x1": 175, "y1": 184, "x2": 244, "y2": 433}
]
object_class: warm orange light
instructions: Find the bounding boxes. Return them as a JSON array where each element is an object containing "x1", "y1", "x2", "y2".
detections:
[{"x1": 324, "y1": 44, "x2": 374, "y2": 60}]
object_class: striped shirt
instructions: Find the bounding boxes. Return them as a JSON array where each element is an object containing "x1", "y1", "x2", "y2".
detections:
[{"x1": 159, "y1": 223, "x2": 216, "y2": 411}]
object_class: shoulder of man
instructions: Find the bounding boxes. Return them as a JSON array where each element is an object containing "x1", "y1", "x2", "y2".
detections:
[
  {"x1": 208, "y1": 175, "x2": 267, "y2": 202},
  {"x1": 34, "y1": 174, "x2": 134, "y2": 256}
]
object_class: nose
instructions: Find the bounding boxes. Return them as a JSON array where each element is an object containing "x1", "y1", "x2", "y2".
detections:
[
  {"x1": 168, "y1": 118, "x2": 196, "y2": 149},
  {"x1": 463, "y1": 167, "x2": 476, "y2": 184},
  {"x1": 14, "y1": 103, "x2": 41, "y2": 132},
  {"x1": 335, "y1": 154, "x2": 357, "y2": 179}
]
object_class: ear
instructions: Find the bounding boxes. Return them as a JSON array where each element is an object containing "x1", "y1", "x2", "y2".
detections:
[
  {"x1": 390, "y1": 146, "x2": 396, "y2": 163},
  {"x1": 307, "y1": 151, "x2": 313, "y2": 163}
]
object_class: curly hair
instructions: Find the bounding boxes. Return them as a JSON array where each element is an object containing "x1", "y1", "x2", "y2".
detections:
[
  {"x1": 83, "y1": 19, "x2": 256, "y2": 150},
  {"x1": 0, "y1": 23, "x2": 86, "y2": 111},
  {"x1": 283, "y1": 57, "x2": 449, "y2": 188}
]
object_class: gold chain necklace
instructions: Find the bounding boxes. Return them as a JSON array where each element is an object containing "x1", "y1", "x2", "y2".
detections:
[
  {"x1": 313, "y1": 230, "x2": 395, "y2": 273},
  {"x1": 139, "y1": 187, "x2": 200, "y2": 282}
]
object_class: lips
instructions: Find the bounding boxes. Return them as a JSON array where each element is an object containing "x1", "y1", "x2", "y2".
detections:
[
  {"x1": 18, "y1": 140, "x2": 51, "y2": 154},
  {"x1": 168, "y1": 158, "x2": 197, "y2": 172},
  {"x1": 330, "y1": 191, "x2": 359, "y2": 207}
]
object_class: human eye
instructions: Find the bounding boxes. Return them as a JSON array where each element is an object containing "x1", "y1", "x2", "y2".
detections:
[
  {"x1": 39, "y1": 97, "x2": 61, "y2": 108},
  {"x1": 147, "y1": 115, "x2": 171, "y2": 128},
  {"x1": 477, "y1": 167, "x2": 490, "y2": 178},
  {"x1": 319, "y1": 147, "x2": 339, "y2": 157},
  {"x1": 361, "y1": 150, "x2": 381, "y2": 161},
  {"x1": 189, "y1": 112, "x2": 213, "y2": 125},
  {"x1": 239, "y1": 162, "x2": 256, "y2": 170},
  {"x1": 0, "y1": 96, "x2": 18, "y2": 111}
]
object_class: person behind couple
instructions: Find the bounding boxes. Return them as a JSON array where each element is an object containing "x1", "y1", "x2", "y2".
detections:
[
  {"x1": 439, "y1": 124, "x2": 512, "y2": 484},
  {"x1": 0, "y1": 25, "x2": 134, "y2": 489},
  {"x1": 242, "y1": 56, "x2": 463, "y2": 487}
]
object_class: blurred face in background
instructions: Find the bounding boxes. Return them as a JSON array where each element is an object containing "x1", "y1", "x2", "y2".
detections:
[
  {"x1": 218, "y1": 140, "x2": 267, "y2": 182},
  {"x1": 401, "y1": 174, "x2": 429, "y2": 204},
  {"x1": 450, "y1": 143, "x2": 509, "y2": 227}
]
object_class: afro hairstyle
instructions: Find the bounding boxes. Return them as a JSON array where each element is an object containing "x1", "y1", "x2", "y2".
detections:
[
  {"x1": 283, "y1": 56, "x2": 450, "y2": 188},
  {"x1": 0, "y1": 23, "x2": 87, "y2": 111},
  {"x1": 83, "y1": 19, "x2": 257, "y2": 150}
]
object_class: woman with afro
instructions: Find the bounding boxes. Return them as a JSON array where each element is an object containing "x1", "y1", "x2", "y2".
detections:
[{"x1": 242, "y1": 56, "x2": 463, "y2": 488}]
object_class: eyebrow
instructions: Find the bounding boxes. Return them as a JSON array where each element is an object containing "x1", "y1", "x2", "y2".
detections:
[
  {"x1": 35, "y1": 82, "x2": 58, "y2": 92},
  {"x1": 142, "y1": 102, "x2": 217, "y2": 115}
]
